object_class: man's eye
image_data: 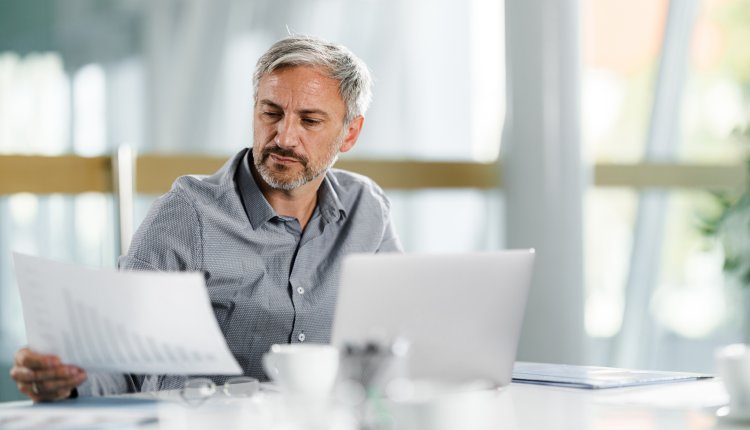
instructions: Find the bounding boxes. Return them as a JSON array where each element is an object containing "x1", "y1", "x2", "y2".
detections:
[
  {"x1": 302, "y1": 118, "x2": 322, "y2": 126},
  {"x1": 262, "y1": 112, "x2": 281, "y2": 119}
]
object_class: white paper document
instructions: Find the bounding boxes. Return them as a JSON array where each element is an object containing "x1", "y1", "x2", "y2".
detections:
[
  {"x1": 13, "y1": 253, "x2": 242, "y2": 375},
  {"x1": 512, "y1": 362, "x2": 712, "y2": 389}
]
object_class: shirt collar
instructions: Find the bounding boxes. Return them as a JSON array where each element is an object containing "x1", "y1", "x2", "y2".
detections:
[
  {"x1": 318, "y1": 171, "x2": 346, "y2": 224},
  {"x1": 237, "y1": 149, "x2": 346, "y2": 229},
  {"x1": 237, "y1": 150, "x2": 277, "y2": 229}
]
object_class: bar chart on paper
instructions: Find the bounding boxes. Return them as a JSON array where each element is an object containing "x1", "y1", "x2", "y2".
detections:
[{"x1": 13, "y1": 253, "x2": 242, "y2": 375}]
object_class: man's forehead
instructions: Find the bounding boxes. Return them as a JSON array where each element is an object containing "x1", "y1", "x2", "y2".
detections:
[
  {"x1": 259, "y1": 66, "x2": 336, "y2": 93},
  {"x1": 256, "y1": 65, "x2": 345, "y2": 114},
  {"x1": 258, "y1": 99, "x2": 330, "y2": 119}
]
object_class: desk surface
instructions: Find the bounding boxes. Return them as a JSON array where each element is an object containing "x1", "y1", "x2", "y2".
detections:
[
  {"x1": 0, "y1": 379, "x2": 743, "y2": 430},
  {"x1": 507, "y1": 378, "x2": 731, "y2": 430}
]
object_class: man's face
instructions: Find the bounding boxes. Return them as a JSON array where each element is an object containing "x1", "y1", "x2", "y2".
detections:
[{"x1": 252, "y1": 65, "x2": 359, "y2": 191}]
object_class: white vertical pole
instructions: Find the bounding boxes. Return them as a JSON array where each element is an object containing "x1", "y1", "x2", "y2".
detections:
[
  {"x1": 611, "y1": 0, "x2": 699, "y2": 369},
  {"x1": 503, "y1": 0, "x2": 586, "y2": 364},
  {"x1": 113, "y1": 144, "x2": 135, "y2": 257}
]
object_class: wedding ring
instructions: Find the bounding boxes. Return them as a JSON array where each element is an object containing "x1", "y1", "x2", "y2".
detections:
[{"x1": 31, "y1": 382, "x2": 39, "y2": 394}]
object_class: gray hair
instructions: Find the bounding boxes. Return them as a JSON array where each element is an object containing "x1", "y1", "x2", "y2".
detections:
[{"x1": 253, "y1": 35, "x2": 373, "y2": 124}]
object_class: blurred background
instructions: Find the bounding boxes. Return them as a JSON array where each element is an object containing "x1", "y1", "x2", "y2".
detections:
[{"x1": 1, "y1": 0, "x2": 749, "y2": 401}]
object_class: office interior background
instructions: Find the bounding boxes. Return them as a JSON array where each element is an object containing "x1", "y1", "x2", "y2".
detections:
[{"x1": 0, "y1": 0, "x2": 749, "y2": 402}]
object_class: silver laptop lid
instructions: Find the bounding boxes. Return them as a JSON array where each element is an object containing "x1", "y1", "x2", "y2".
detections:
[{"x1": 332, "y1": 249, "x2": 535, "y2": 386}]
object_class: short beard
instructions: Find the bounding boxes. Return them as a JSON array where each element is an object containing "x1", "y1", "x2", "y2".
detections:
[{"x1": 253, "y1": 135, "x2": 343, "y2": 191}]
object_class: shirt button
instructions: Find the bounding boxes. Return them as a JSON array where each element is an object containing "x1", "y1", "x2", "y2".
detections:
[
  {"x1": 298, "y1": 333, "x2": 306, "y2": 342},
  {"x1": 297, "y1": 287, "x2": 305, "y2": 295}
]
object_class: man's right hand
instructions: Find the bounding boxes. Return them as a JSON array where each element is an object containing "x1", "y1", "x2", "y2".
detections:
[{"x1": 10, "y1": 348, "x2": 87, "y2": 402}]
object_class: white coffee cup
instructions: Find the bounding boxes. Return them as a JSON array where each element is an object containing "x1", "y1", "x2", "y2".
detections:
[
  {"x1": 716, "y1": 343, "x2": 750, "y2": 419},
  {"x1": 263, "y1": 344, "x2": 340, "y2": 399}
]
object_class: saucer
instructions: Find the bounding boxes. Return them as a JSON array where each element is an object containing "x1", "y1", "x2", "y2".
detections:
[{"x1": 716, "y1": 406, "x2": 750, "y2": 423}]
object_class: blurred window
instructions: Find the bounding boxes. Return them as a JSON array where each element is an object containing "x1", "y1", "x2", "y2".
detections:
[{"x1": 582, "y1": 0, "x2": 750, "y2": 372}]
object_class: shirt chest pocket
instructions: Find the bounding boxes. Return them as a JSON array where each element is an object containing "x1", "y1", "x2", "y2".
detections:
[{"x1": 204, "y1": 263, "x2": 264, "y2": 339}]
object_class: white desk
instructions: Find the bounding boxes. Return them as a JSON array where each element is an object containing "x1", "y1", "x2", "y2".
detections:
[
  {"x1": 505, "y1": 378, "x2": 731, "y2": 430},
  {"x1": 0, "y1": 379, "x2": 743, "y2": 429}
]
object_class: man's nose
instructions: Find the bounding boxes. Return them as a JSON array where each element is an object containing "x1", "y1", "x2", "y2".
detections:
[{"x1": 275, "y1": 117, "x2": 299, "y2": 148}]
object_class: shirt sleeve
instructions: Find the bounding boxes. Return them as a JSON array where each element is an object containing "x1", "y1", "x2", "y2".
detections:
[
  {"x1": 76, "y1": 373, "x2": 142, "y2": 396},
  {"x1": 78, "y1": 190, "x2": 201, "y2": 396},
  {"x1": 119, "y1": 190, "x2": 202, "y2": 272}
]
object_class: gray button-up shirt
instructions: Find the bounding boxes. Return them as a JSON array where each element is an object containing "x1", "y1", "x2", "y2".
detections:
[{"x1": 78, "y1": 148, "x2": 402, "y2": 395}]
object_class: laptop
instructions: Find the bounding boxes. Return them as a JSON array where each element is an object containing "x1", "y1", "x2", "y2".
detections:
[{"x1": 331, "y1": 249, "x2": 535, "y2": 386}]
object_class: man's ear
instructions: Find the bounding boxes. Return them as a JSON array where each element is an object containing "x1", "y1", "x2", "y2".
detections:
[{"x1": 339, "y1": 116, "x2": 364, "y2": 153}]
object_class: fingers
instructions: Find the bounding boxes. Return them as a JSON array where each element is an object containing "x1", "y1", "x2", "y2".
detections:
[
  {"x1": 14, "y1": 348, "x2": 60, "y2": 370},
  {"x1": 10, "y1": 364, "x2": 84, "y2": 383},
  {"x1": 15, "y1": 372, "x2": 86, "y2": 402},
  {"x1": 29, "y1": 373, "x2": 86, "y2": 392},
  {"x1": 11, "y1": 348, "x2": 87, "y2": 402},
  {"x1": 17, "y1": 381, "x2": 73, "y2": 403}
]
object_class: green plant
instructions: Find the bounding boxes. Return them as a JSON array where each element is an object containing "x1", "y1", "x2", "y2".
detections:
[{"x1": 699, "y1": 123, "x2": 750, "y2": 286}]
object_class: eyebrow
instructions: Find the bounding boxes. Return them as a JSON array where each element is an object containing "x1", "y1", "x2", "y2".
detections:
[{"x1": 258, "y1": 99, "x2": 331, "y2": 118}]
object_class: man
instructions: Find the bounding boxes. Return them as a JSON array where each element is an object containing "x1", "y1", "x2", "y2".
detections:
[{"x1": 11, "y1": 35, "x2": 402, "y2": 402}]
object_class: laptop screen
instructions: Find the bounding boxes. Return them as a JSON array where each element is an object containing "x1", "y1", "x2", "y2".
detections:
[{"x1": 332, "y1": 249, "x2": 535, "y2": 386}]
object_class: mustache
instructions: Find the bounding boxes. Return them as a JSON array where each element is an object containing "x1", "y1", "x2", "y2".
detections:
[{"x1": 261, "y1": 145, "x2": 308, "y2": 166}]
